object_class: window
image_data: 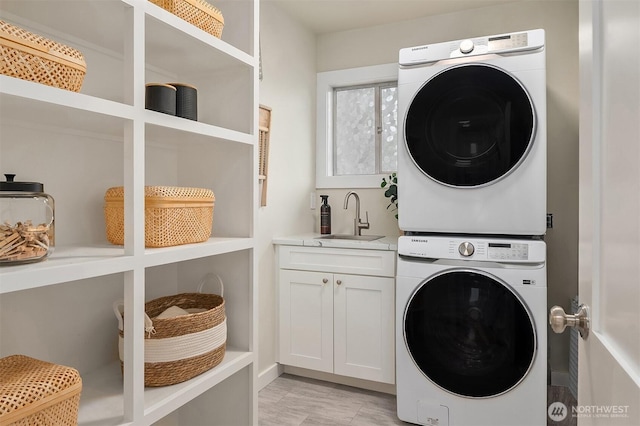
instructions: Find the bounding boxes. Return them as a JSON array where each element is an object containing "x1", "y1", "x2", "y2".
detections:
[
  {"x1": 317, "y1": 63, "x2": 398, "y2": 188},
  {"x1": 334, "y1": 83, "x2": 398, "y2": 176}
]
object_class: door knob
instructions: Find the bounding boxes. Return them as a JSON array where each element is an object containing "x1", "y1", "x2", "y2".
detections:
[
  {"x1": 336, "y1": 279, "x2": 342, "y2": 286},
  {"x1": 549, "y1": 304, "x2": 590, "y2": 340}
]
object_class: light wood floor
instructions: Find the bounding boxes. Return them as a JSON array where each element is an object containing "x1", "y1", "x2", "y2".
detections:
[{"x1": 258, "y1": 374, "x2": 577, "y2": 426}]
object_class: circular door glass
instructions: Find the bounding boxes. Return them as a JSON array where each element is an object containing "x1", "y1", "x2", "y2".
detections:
[
  {"x1": 404, "y1": 270, "x2": 536, "y2": 398},
  {"x1": 405, "y1": 64, "x2": 535, "y2": 186}
]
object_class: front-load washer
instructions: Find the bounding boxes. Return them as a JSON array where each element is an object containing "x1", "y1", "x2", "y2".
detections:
[
  {"x1": 396, "y1": 235, "x2": 547, "y2": 426},
  {"x1": 397, "y1": 29, "x2": 546, "y2": 236}
]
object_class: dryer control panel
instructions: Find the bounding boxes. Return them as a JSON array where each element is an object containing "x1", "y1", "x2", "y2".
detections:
[
  {"x1": 398, "y1": 235, "x2": 545, "y2": 264},
  {"x1": 399, "y1": 29, "x2": 545, "y2": 66}
]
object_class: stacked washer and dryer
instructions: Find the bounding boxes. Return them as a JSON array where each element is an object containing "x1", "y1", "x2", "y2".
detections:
[{"x1": 395, "y1": 29, "x2": 548, "y2": 426}]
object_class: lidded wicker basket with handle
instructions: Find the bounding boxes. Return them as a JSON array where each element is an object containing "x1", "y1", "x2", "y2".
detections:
[
  {"x1": 149, "y1": 0, "x2": 224, "y2": 38},
  {"x1": 104, "y1": 185, "x2": 215, "y2": 248},
  {"x1": 0, "y1": 20, "x2": 86, "y2": 92}
]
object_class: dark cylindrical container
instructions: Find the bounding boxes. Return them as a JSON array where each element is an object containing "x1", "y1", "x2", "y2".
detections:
[
  {"x1": 320, "y1": 195, "x2": 331, "y2": 234},
  {"x1": 169, "y1": 83, "x2": 198, "y2": 121},
  {"x1": 145, "y1": 83, "x2": 177, "y2": 115}
]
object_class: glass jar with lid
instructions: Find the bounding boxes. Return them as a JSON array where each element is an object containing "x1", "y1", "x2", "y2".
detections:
[{"x1": 0, "y1": 174, "x2": 55, "y2": 265}]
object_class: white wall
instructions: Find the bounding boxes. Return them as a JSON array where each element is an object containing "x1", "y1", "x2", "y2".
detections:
[
  {"x1": 257, "y1": 2, "x2": 317, "y2": 378},
  {"x1": 315, "y1": 0, "x2": 579, "y2": 379},
  {"x1": 259, "y1": 0, "x2": 579, "y2": 380}
]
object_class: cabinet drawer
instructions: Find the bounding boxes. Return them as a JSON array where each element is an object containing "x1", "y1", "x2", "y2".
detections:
[{"x1": 278, "y1": 246, "x2": 396, "y2": 277}]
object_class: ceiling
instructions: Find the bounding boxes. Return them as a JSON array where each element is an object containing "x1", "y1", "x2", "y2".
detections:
[{"x1": 266, "y1": 0, "x2": 529, "y2": 34}]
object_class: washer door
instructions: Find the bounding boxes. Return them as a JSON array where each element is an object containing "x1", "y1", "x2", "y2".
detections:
[
  {"x1": 404, "y1": 64, "x2": 535, "y2": 187},
  {"x1": 404, "y1": 270, "x2": 536, "y2": 398}
]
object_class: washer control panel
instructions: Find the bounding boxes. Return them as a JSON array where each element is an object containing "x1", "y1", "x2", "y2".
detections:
[
  {"x1": 398, "y1": 236, "x2": 546, "y2": 264},
  {"x1": 487, "y1": 242, "x2": 529, "y2": 261}
]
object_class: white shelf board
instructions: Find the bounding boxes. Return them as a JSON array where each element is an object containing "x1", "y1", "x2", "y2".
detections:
[
  {"x1": 0, "y1": 76, "x2": 133, "y2": 139},
  {"x1": 145, "y1": 112, "x2": 253, "y2": 146},
  {"x1": 77, "y1": 349, "x2": 254, "y2": 426},
  {"x1": 143, "y1": 349, "x2": 254, "y2": 424},
  {"x1": 0, "y1": 245, "x2": 132, "y2": 294},
  {"x1": 144, "y1": 4, "x2": 254, "y2": 75},
  {"x1": 77, "y1": 361, "x2": 127, "y2": 426},
  {"x1": 0, "y1": 239, "x2": 255, "y2": 294},
  {"x1": 143, "y1": 237, "x2": 254, "y2": 268}
]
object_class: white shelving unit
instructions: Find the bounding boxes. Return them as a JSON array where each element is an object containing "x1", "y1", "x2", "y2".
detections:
[{"x1": 0, "y1": 0, "x2": 258, "y2": 424}]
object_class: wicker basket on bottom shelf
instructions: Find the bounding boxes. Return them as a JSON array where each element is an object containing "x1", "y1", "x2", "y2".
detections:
[
  {"x1": 0, "y1": 355, "x2": 82, "y2": 426},
  {"x1": 114, "y1": 273, "x2": 226, "y2": 387}
]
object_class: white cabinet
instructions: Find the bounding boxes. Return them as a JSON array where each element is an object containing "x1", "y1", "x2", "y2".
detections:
[
  {"x1": 0, "y1": 0, "x2": 258, "y2": 424},
  {"x1": 277, "y1": 245, "x2": 396, "y2": 385}
]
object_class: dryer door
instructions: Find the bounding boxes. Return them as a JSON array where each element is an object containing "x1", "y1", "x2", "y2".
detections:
[
  {"x1": 404, "y1": 269, "x2": 536, "y2": 398},
  {"x1": 404, "y1": 64, "x2": 535, "y2": 187}
]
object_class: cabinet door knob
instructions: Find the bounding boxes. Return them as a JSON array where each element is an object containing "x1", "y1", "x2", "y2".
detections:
[
  {"x1": 336, "y1": 279, "x2": 342, "y2": 285},
  {"x1": 322, "y1": 278, "x2": 328, "y2": 284}
]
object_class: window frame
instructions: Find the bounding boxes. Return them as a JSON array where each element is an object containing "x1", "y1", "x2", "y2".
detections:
[{"x1": 316, "y1": 63, "x2": 398, "y2": 189}]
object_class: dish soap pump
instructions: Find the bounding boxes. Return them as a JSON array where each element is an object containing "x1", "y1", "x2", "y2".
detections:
[{"x1": 320, "y1": 195, "x2": 331, "y2": 234}]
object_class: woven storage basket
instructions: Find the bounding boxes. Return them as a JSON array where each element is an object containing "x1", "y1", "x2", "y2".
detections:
[
  {"x1": 114, "y1": 273, "x2": 226, "y2": 387},
  {"x1": 149, "y1": 0, "x2": 224, "y2": 38},
  {"x1": 0, "y1": 355, "x2": 82, "y2": 426},
  {"x1": 0, "y1": 20, "x2": 86, "y2": 92},
  {"x1": 104, "y1": 186, "x2": 215, "y2": 248}
]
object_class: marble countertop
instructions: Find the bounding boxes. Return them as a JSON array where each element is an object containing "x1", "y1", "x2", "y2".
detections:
[{"x1": 272, "y1": 233, "x2": 398, "y2": 251}]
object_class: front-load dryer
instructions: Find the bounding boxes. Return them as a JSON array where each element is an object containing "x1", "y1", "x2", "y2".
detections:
[
  {"x1": 396, "y1": 235, "x2": 547, "y2": 426},
  {"x1": 397, "y1": 29, "x2": 546, "y2": 236}
]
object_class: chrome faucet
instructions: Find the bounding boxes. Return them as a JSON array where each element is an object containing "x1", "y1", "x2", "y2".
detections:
[{"x1": 343, "y1": 191, "x2": 370, "y2": 236}]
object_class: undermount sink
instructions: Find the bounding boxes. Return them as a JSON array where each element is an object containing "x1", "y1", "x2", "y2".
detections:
[{"x1": 315, "y1": 234, "x2": 384, "y2": 241}]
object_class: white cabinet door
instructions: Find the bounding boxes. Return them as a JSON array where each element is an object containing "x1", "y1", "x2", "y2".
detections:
[
  {"x1": 278, "y1": 269, "x2": 333, "y2": 373},
  {"x1": 334, "y1": 274, "x2": 395, "y2": 384}
]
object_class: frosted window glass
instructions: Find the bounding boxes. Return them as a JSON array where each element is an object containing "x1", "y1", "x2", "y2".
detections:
[
  {"x1": 335, "y1": 88, "x2": 376, "y2": 175},
  {"x1": 381, "y1": 87, "x2": 398, "y2": 172}
]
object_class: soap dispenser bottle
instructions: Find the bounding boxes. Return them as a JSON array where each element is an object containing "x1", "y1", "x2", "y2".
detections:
[{"x1": 320, "y1": 195, "x2": 331, "y2": 234}]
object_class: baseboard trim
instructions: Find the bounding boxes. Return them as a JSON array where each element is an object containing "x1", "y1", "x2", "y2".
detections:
[
  {"x1": 258, "y1": 363, "x2": 284, "y2": 390},
  {"x1": 283, "y1": 365, "x2": 397, "y2": 395}
]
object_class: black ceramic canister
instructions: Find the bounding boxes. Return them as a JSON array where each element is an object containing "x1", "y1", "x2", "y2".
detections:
[
  {"x1": 145, "y1": 83, "x2": 177, "y2": 115},
  {"x1": 169, "y1": 83, "x2": 198, "y2": 121}
]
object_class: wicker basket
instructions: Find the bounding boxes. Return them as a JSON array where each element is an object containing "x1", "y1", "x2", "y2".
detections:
[
  {"x1": 0, "y1": 355, "x2": 82, "y2": 426},
  {"x1": 104, "y1": 186, "x2": 215, "y2": 248},
  {"x1": 149, "y1": 0, "x2": 224, "y2": 38},
  {"x1": 0, "y1": 20, "x2": 86, "y2": 92},
  {"x1": 114, "y1": 273, "x2": 226, "y2": 387}
]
